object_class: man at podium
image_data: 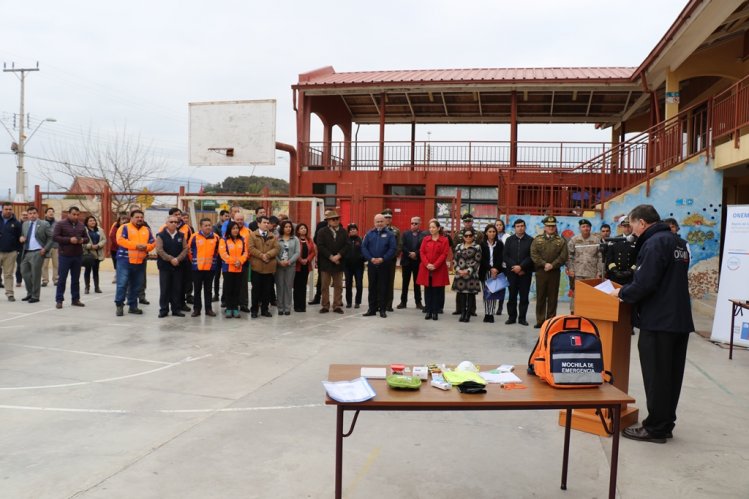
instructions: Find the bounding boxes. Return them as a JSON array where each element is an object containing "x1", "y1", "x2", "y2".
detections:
[{"x1": 611, "y1": 204, "x2": 693, "y2": 444}]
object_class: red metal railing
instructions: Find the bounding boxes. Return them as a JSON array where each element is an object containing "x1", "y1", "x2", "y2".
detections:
[
  {"x1": 713, "y1": 74, "x2": 749, "y2": 144},
  {"x1": 302, "y1": 140, "x2": 609, "y2": 173}
]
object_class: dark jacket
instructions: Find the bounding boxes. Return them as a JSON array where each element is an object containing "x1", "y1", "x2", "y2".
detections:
[
  {"x1": 619, "y1": 222, "x2": 694, "y2": 333},
  {"x1": 400, "y1": 229, "x2": 425, "y2": 269},
  {"x1": 53, "y1": 218, "x2": 89, "y2": 257},
  {"x1": 503, "y1": 233, "x2": 534, "y2": 273},
  {"x1": 155, "y1": 228, "x2": 188, "y2": 271},
  {"x1": 344, "y1": 235, "x2": 364, "y2": 267},
  {"x1": 315, "y1": 224, "x2": 348, "y2": 272},
  {"x1": 479, "y1": 239, "x2": 504, "y2": 277},
  {"x1": 0, "y1": 214, "x2": 22, "y2": 252},
  {"x1": 361, "y1": 227, "x2": 396, "y2": 262}
]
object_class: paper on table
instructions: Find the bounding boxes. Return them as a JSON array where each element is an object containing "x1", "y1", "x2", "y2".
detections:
[
  {"x1": 594, "y1": 279, "x2": 616, "y2": 294},
  {"x1": 322, "y1": 377, "x2": 377, "y2": 403},
  {"x1": 479, "y1": 371, "x2": 523, "y2": 384}
]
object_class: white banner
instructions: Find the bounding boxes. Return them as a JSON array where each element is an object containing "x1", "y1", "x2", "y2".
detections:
[{"x1": 711, "y1": 205, "x2": 749, "y2": 345}]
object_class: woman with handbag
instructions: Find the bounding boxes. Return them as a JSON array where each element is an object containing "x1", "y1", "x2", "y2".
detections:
[
  {"x1": 452, "y1": 228, "x2": 482, "y2": 323},
  {"x1": 417, "y1": 220, "x2": 449, "y2": 320},
  {"x1": 480, "y1": 224, "x2": 505, "y2": 323},
  {"x1": 82, "y1": 215, "x2": 106, "y2": 294}
]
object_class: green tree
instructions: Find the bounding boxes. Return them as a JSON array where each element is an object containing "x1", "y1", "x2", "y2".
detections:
[{"x1": 203, "y1": 175, "x2": 290, "y2": 210}]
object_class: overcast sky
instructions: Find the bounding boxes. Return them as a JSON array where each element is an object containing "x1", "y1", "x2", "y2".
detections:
[{"x1": 0, "y1": 0, "x2": 687, "y2": 199}]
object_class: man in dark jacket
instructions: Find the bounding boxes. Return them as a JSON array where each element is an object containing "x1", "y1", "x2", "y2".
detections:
[
  {"x1": 52, "y1": 206, "x2": 89, "y2": 308},
  {"x1": 315, "y1": 210, "x2": 348, "y2": 313},
  {"x1": 155, "y1": 214, "x2": 189, "y2": 317},
  {"x1": 361, "y1": 214, "x2": 396, "y2": 318},
  {"x1": 502, "y1": 219, "x2": 534, "y2": 325},
  {"x1": 0, "y1": 202, "x2": 23, "y2": 301},
  {"x1": 612, "y1": 204, "x2": 694, "y2": 444},
  {"x1": 398, "y1": 216, "x2": 424, "y2": 310}
]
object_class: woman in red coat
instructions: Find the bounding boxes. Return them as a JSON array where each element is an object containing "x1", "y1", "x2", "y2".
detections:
[{"x1": 417, "y1": 220, "x2": 450, "y2": 320}]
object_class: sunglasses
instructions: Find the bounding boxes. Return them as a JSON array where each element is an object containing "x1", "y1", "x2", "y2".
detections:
[{"x1": 464, "y1": 234, "x2": 474, "y2": 238}]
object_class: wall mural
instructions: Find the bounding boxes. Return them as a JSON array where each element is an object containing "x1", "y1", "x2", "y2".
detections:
[{"x1": 503, "y1": 154, "x2": 722, "y2": 300}]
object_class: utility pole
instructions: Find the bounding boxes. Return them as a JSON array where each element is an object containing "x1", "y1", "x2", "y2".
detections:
[{"x1": 3, "y1": 61, "x2": 40, "y2": 202}]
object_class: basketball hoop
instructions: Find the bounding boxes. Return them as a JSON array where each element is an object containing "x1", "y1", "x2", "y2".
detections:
[{"x1": 208, "y1": 147, "x2": 235, "y2": 157}]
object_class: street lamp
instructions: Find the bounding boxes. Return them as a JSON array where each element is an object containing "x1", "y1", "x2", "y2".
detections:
[{"x1": 12, "y1": 117, "x2": 56, "y2": 202}]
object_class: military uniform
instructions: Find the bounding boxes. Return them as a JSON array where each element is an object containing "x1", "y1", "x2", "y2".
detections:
[
  {"x1": 382, "y1": 209, "x2": 402, "y2": 311},
  {"x1": 567, "y1": 225, "x2": 602, "y2": 313},
  {"x1": 530, "y1": 217, "x2": 568, "y2": 327},
  {"x1": 605, "y1": 238, "x2": 637, "y2": 285}
]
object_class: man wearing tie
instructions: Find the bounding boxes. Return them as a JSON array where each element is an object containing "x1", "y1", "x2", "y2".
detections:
[{"x1": 19, "y1": 206, "x2": 54, "y2": 303}]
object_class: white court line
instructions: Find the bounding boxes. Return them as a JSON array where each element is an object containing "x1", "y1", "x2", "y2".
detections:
[
  {"x1": 0, "y1": 342, "x2": 172, "y2": 365},
  {"x1": 0, "y1": 402, "x2": 323, "y2": 414},
  {"x1": 0, "y1": 294, "x2": 113, "y2": 324},
  {"x1": 0, "y1": 354, "x2": 212, "y2": 391}
]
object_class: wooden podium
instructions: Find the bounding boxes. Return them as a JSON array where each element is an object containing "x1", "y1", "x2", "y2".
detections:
[{"x1": 558, "y1": 278, "x2": 639, "y2": 436}]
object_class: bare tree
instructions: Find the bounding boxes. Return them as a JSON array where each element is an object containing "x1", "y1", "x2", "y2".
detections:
[{"x1": 40, "y1": 126, "x2": 168, "y2": 215}]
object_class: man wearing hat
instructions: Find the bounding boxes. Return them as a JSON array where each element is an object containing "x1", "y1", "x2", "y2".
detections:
[
  {"x1": 381, "y1": 208, "x2": 402, "y2": 312},
  {"x1": 315, "y1": 209, "x2": 348, "y2": 313},
  {"x1": 605, "y1": 218, "x2": 637, "y2": 285},
  {"x1": 566, "y1": 219, "x2": 602, "y2": 314},
  {"x1": 503, "y1": 219, "x2": 534, "y2": 325},
  {"x1": 530, "y1": 216, "x2": 568, "y2": 328}
]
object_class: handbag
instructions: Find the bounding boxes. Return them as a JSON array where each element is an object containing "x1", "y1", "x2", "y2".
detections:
[{"x1": 82, "y1": 252, "x2": 97, "y2": 267}]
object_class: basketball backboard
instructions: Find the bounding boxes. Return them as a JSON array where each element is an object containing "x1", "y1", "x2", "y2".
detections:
[{"x1": 189, "y1": 99, "x2": 276, "y2": 166}]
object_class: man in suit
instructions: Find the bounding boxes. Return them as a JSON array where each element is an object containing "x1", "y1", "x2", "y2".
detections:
[
  {"x1": 315, "y1": 210, "x2": 348, "y2": 314},
  {"x1": 19, "y1": 206, "x2": 54, "y2": 303},
  {"x1": 398, "y1": 216, "x2": 424, "y2": 310}
]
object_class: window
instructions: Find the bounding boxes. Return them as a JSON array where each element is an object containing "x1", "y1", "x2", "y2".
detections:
[
  {"x1": 387, "y1": 185, "x2": 426, "y2": 196},
  {"x1": 435, "y1": 185, "x2": 498, "y2": 231},
  {"x1": 313, "y1": 183, "x2": 337, "y2": 208}
]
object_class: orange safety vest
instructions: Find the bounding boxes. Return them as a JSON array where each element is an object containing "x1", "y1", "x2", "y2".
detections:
[
  {"x1": 116, "y1": 223, "x2": 155, "y2": 264},
  {"x1": 219, "y1": 237, "x2": 247, "y2": 273},
  {"x1": 189, "y1": 231, "x2": 219, "y2": 271}
]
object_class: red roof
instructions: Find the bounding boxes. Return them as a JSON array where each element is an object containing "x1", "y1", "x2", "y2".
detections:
[{"x1": 296, "y1": 66, "x2": 637, "y2": 88}]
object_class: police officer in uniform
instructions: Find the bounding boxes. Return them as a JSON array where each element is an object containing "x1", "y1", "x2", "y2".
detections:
[
  {"x1": 605, "y1": 219, "x2": 637, "y2": 285},
  {"x1": 566, "y1": 218, "x2": 602, "y2": 313},
  {"x1": 381, "y1": 208, "x2": 401, "y2": 312},
  {"x1": 530, "y1": 216, "x2": 568, "y2": 328}
]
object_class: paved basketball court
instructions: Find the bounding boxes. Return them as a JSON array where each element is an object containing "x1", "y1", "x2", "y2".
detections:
[{"x1": 0, "y1": 270, "x2": 746, "y2": 498}]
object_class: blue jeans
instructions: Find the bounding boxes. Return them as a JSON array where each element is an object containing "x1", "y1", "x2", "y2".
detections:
[
  {"x1": 115, "y1": 260, "x2": 145, "y2": 308},
  {"x1": 56, "y1": 255, "x2": 82, "y2": 303}
]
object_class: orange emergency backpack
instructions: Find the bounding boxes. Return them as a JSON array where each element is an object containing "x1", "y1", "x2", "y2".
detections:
[{"x1": 527, "y1": 315, "x2": 609, "y2": 388}]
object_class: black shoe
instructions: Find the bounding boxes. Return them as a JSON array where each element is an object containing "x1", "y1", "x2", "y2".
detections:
[
  {"x1": 172, "y1": 311, "x2": 185, "y2": 317},
  {"x1": 72, "y1": 300, "x2": 85, "y2": 307},
  {"x1": 240, "y1": 306, "x2": 251, "y2": 313},
  {"x1": 84, "y1": 287, "x2": 90, "y2": 295},
  {"x1": 622, "y1": 426, "x2": 667, "y2": 444},
  {"x1": 425, "y1": 313, "x2": 433, "y2": 320},
  {"x1": 319, "y1": 308, "x2": 329, "y2": 314},
  {"x1": 181, "y1": 305, "x2": 192, "y2": 312},
  {"x1": 95, "y1": 287, "x2": 102, "y2": 293},
  {"x1": 21, "y1": 296, "x2": 31, "y2": 301},
  {"x1": 251, "y1": 312, "x2": 258, "y2": 318},
  {"x1": 186, "y1": 296, "x2": 194, "y2": 304},
  {"x1": 452, "y1": 311, "x2": 460, "y2": 315},
  {"x1": 7, "y1": 296, "x2": 15, "y2": 302},
  {"x1": 28, "y1": 298, "x2": 39, "y2": 303},
  {"x1": 212, "y1": 294, "x2": 219, "y2": 302},
  {"x1": 128, "y1": 307, "x2": 143, "y2": 314},
  {"x1": 139, "y1": 298, "x2": 150, "y2": 305},
  {"x1": 308, "y1": 297, "x2": 320, "y2": 305},
  {"x1": 518, "y1": 319, "x2": 529, "y2": 326},
  {"x1": 220, "y1": 302, "x2": 226, "y2": 308},
  {"x1": 333, "y1": 308, "x2": 344, "y2": 314},
  {"x1": 191, "y1": 311, "x2": 201, "y2": 317},
  {"x1": 386, "y1": 306, "x2": 394, "y2": 312},
  {"x1": 396, "y1": 302, "x2": 407, "y2": 309},
  {"x1": 346, "y1": 303, "x2": 352, "y2": 309},
  {"x1": 533, "y1": 323, "x2": 542, "y2": 328},
  {"x1": 415, "y1": 302, "x2": 423, "y2": 310},
  {"x1": 483, "y1": 314, "x2": 491, "y2": 323},
  {"x1": 354, "y1": 304, "x2": 360, "y2": 309},
  {"x1": 432, "y1": 313, "x2": 438, "y2": 321},
  {"x1": 158, "y1": 312, "x2": 168, "y2": 318},
  {"x1": 363, "y1": 310, "x2": 376, "y2": 317},
  {"x1": 379, "y1": 311, "x2": 387, "y2": 318},
  {"x1": 116, "y1": 305, "x2": 124, "y2": 316},
  {"x1": 505, "y1": 318, "x2": 516, "y2": 325},
  {"x1": 206, "y1": 310, "x2": 216, "y2": 317},
  {"x1": 261, "y1": 310, "x2": 273, "y2": 318},
  {"x1": 284, "y1": 311, "x2": 290, "y2": 316}
]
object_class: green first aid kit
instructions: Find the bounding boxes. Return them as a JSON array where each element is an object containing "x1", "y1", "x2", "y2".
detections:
[{"x1": 386, "y1": 374, "x2": 422, "y2": 390}]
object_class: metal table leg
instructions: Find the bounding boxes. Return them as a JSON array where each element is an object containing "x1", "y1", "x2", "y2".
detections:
[
  {"x1": 335, "y1": 406, "x2": 343, "y2": 499},
  {"x1": 730, "y1": 303, "x2": 736, "y2": 360},
  {"x1": 609, "y1": 404, "x2": 622, "y2": 499},
  {"x1": 561, "y1": 408, "x2": 572, "y2": 490}
]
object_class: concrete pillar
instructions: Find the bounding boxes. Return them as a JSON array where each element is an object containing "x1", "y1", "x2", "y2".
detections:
[{"x1": 665, "y1": 70, "x2": 680, "y2": 120}]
